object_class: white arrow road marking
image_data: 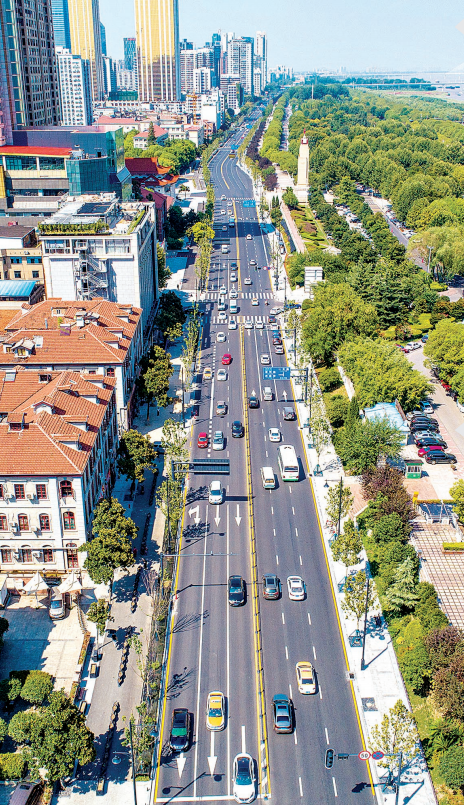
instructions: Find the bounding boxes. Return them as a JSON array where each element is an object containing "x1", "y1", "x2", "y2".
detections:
[
  {"x1": 207, "y1": 731, "x2": 217, "y2": 777},
  {"x1": 188, "y1": 505, "x2": 200, "y2": 524},
  {"x1": 176, "y1": 753, "x2": 186, "y2": 778},
  {"x1": 235, "y1": 504, "x2": 241, "y2": 526},
  {"x1": 214, "y1": 513, "x2": 221, "y2": 526}
]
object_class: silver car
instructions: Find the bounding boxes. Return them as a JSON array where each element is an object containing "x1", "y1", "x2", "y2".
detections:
[{"x1": 213, "y1": 431, "x2": 224, "y2": 451}]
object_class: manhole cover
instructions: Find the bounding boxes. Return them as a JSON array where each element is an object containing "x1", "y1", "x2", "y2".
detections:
[{"x1": 362, "y1": 697, "x2": 377, "y2": 711}]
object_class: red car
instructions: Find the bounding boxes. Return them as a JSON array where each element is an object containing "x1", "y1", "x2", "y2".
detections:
[
  {"x1": 440, "y1": 380, "x2": 451, "y2": 392},
  {"x1": 222, "y1": 353, "x2": 232, "y2": 365},
  {"x1": 197, "y1": 432, "x2": 208, "y2": 448},
  {"x1": 418, "y1": 444, "x2": 444, "y2": 457},
  {"x1": 272, "y1": 337, "x2": 282, "y2": 346}
]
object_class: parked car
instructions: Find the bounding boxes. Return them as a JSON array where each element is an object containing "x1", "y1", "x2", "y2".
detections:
[
  {"x1": 409, "y1": 415, "x2": 438, "y2": 426},
  {"x1": 410, "y1": 421, "x2": 440, "y2": 434},
  {"x1": 424, "y1": 451, "x2": 457, "y2": 465},
  {"x1": 49, "y1": 594, "x2": 65, "y2": 620},
  {"x1": 417, "y1": 445, "x2": 444, "y2": 457},
  {"x1": 415, "y1": 435, "x2": 448, "y2": 450},
  {"x1": 420, "y1": 400, "x2": 434, "y2": 414}
]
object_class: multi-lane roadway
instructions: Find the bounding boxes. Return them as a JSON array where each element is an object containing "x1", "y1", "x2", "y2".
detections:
[{"x1": 153, "y1": 120, "x2": 375, "y2": 804}]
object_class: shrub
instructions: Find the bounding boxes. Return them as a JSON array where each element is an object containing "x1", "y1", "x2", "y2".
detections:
[
  {"x1": 425, "y1": 625, "x2": 464, "y2": 672},
  {"x1": 439, "y1": 745, "x2": 464, "y2": 790},
  {"x1": 0, "y1": 752, "x2": 26, "y2": 780},
  {"x1": 415, "y1": 582, "x2": 449, "y2": 632},
  {"x1": 433, "y1": 652, "x2": 464, "y2": 721},
  {"x1": 395, "y1": 619, "x2": 430, "y2": 695},
  {"x1": 325, "y1": 395, "x2": 349, "y2": 428},
  {"x1": 318, "y1": 367, "x2": 342, "y2": 392},
  {"x1": 372, "y1": 512, "x2": 407, "y2": 544},
  {"x1": 21, "y1": 670, "x2": 53, "y2": 705}
]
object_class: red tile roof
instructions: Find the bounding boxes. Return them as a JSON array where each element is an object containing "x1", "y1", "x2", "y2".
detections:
[{"x1": 0, "y1": 146, "x2": 72, "y2": 157}]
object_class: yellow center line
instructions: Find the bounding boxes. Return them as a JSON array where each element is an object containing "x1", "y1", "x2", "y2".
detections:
[{"x1": 240, "y1": 324, "x2": 271, "y2": 799}]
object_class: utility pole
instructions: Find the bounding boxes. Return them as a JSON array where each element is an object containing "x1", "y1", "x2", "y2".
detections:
[{"x1": 360, "y1": 569, "x2": 370, "y2": 671}]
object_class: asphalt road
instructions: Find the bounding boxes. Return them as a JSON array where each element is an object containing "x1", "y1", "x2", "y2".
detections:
[{"x1": 154, "y1": 119, "x2": 374, "y2": 804}]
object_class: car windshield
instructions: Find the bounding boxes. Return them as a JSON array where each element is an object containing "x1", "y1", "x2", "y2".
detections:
[
  {"x1": 208, "y1": 706, "x2": 222, "y2": 717},
  {"x1": 276, "y1": 715, "x2": 288, "y2": 722},
  {"x1": 236, "y1": 759, "x2": 252, "y2": 783},
  {"x1": 50, "y1": 600, "x2": 61, "y2": 609}
]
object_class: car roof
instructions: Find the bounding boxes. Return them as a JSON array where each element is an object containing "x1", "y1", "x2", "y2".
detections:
[{"x1": 273, "y1": 693, "x2": 289, "y2": 702}]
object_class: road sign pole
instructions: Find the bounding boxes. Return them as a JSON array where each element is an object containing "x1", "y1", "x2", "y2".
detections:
[{"x1": 395, "y1": 751, "x2": 403, "y2": 805}]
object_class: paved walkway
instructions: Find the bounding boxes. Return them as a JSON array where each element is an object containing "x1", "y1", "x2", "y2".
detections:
[{"x1": 410, "y1": 520, "x2": 464, "y2": 629}]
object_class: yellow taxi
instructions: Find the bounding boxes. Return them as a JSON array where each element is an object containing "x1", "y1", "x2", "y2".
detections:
[
  {"x1": 206, "y1": 690, "x2": 225, "y2": 731},
  {"x1": 203, "y1": 367, "x2": 212, "y2": 380},
  {"x1": 296, "y1": 661, "x2": 316, "y2": 694}
]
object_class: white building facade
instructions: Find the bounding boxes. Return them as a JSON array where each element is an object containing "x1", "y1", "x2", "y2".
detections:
[{"x1": 56, "y1": 48, "x2": 93, "y2": 126}]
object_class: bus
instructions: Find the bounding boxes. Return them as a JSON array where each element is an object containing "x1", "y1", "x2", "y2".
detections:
[
  {"x1": 277, "y1": 445, "x2": 299, "y2": 482},
  {"x1": 229, "y1": 218, "x2": 235, "y2": 227}
]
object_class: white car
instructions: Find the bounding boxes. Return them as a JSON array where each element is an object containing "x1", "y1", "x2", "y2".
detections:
[
  {"x1": 255, "y1": 321, "x2": 264, "y2": 329},
  {"x1": 213, "y1": 431, "x2": 224, "y2": 450},
  {"x1": 218, "y1": 311, "x2": 227, "y2": 322},
  {"x1": 269, "y1": 428, "x2": 281, "y2": 442},
  {"x1": 228, "y1": 318, "x2": 237, "y2": 330},
  {"x1": 233, "y1": 753, "x2": 256, "y2": 803},
  {"x1": 296, "y1": 661, "x2": 316, "y2": 695},
  {"x1": 246, "y1": 234, "x2": 252, "y2": 240},
  {"x1": 217, "y1": 332, "x2": 226, "y2": 343},
  {"x1": 244, "y1": 278, "x2": 252, "y2": 285},
  {"x1": 217, "y1": 368, "x2": 227, "y2": 381},
  {"x1": 287, "y1": 576, "x2": 305, "y2": 601},
  {"x1": 244, "y1": 320, "x2": 253, "y2": 329},
  {"x1": 230, "y1": 289, "x2": 238, "y2": 298},
  {"x1": 230, "y1": 273, "x2": 237, "y2": 282},
  {"x1": 270, "y1": 307, "x2": 282, "y2": 315},
  {"x1": 219, "y1": 285, "x2": 227, "y2": 294},
  {"x1": 209, "y1": 481, "x2": 224, "y2": 505},
  {"x1": 251, "y1": 298, "x2": 259, "y2": 306},
  {"x1": 261, "y1": 354, "x2": 270, "y2": 365},
  {"x1": 220, "y1": 209, "x2": 226, "y2": 215},
  {"x1": 249, "y1": 259, "x2": 256, "y2": 266}
]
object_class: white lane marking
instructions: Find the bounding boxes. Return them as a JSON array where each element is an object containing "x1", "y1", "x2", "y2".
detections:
[
  {"x1": 294, "y1": 729, "x2": 298, "y2": 745},
  {"x1": 209, "y1": 377, "x2": 215, "y2": 421},
  {"x1": 285, "y1": 646, "x2": 289, "y2": 660},
  {"x1": 273, "y1": 528, "x2": 276, "y2": 536},
  {"x1": 292, "y1": 507, "x2": 295, "y2": 515},
  {"x1": 241, "y1": 725, "x2": 246, "y2": 755},
  {"x1": 227, "y1": 505, "x2": 231, "y2": 796},
  {"x1": 325, "y1": 727, "x2": 329, "y2": 745},
  {"x1": 276, "y1": 554, "x2": 279, "y2": 565},
  {"x1": 265, "y1": 450, "x2": 268, "y2": 457},
  {"x1": 271, "y1": 507, "x2": 274, "y2": 515},
  {"x1": 289, "y1": 683, "x2": 293, "y2": 698},
  {"x1": 308, "y1": 612, "x2": 311, "y2": 625},
  {"x1": 289, "y1": 485, "x2": 292, "y2": 494},
  {"x1": 313, "y1": 645, "x2": 317, "y2": 660},
  {"x1": 319, "y1": 686, "x2": 323, "y2": 700},
  {"x1": 193, "y1": 506, "x2": 208, "y2": 798},
  {"x1": 299, "y1": 777, "x2": 303, "y2": 797},
  {"x1": 299, "y1": 555, "x2": 302, "y2": 565},
  {"x1": 295, "y1": 527, "x2": 298, "y2": 537},
  {"x1": 333, "y1": 777, "x2": 338, "y2": 797},
  {"x1": 281, "y1": 612, "x2": 285, "y2": 625}
]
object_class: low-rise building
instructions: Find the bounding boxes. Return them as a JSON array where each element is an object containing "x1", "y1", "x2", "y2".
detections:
[
  {"x1": 0, "y1": 367, "x2": 118, "y2": 576},
  {"x1": 38, "y1": 194, "x2": 158, "y2": 333},
  {"x1": 1, "y1": 298, "x2": 144, "y2": 428},
  {"x1": 0, "y1": 226, "x2": 44, "y2": 284},
  {"x1": 185, "y1": 125, "x2": 204, "y2": 148},
  {"x1": 133, "y1": 127, "x2": 169, "y2": 148},
  {"x1": 0, "y1": 281, "x2": 44, "y2": 307}
]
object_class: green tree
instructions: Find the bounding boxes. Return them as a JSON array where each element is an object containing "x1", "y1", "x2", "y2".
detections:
[
  {"x1": 117, "y1": 429, "x2": 157, "y2": 483},
  {"x1": 156, "y1": 244, "x2": 171, "y2": 290},
  {"x1": 309, "y1": 395, "x2": 330, "y2": 463},
  {"x1": 439, "y1": 746, "x2": 464, "y2": 790},
  {"x1": 341, "y1": 569, "x2": 376, "y2": 628},
  {"x1": 369, "y1": 700, "x2": 420, "y2": 776},
  {"x1": 21, "y1": 671, "x2": 53, "y2": 705},
  {"x1": 87, "y1": 600, "x2": 113, "y2": 636},
  {"x1": 8, "y1": 710, "x2": 38, "y2": 744},
  {"x1": 325, "y1": 395, "x2": 349, "y2": 428},
  {"x1": 384, "y1": 557, "x2": 419, "y2": 614},
  {"x1": 335, "y1": 417, "x2": 403, "y2": 474},
  {"x1": 147, "y1": 122, "x2": 156, "y2": 147},
  {"x1": 80, "y1": 532, "x2": 136, "y2": 585},
  {"x1": 325, "y1": 482, "x2": 354, "y2": 525},
  {"x1": 282, "y1": 187, "x2": 299, "y2": 210},
  {"x1": 92, "y1": 497, "x2": 138, "y2": 542},
  {"x1": 331, "y1": 520, "x2": 362, "y2": 570},
  {"x1": 155, "y1": 291, "x2": 186, "y2": 347},
  {"x1": 433, "y1": 652, "x2": 464, "y2": 721},
  {"x1": 450, "y1": 479, "x2": 464, "y2": 523},
  {"x1": 0, "y1": 717, "x2": 7, "y2": 745},
  {"x1": 318, "y1": 367, "x2": 341, "y2": 392}
]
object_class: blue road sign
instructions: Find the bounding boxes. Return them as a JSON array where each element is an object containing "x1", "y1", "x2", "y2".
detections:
[
  {"x1": 242, "y1": 200, "x2": 256, "y2": 208},
  {"x1": 262, "y1": 367, "x2": 291, "y2": 380}
]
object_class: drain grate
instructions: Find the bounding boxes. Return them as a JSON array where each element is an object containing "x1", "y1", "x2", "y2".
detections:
[{"x1": 362, "y1": 697, "x2": 377, "y2": 711}]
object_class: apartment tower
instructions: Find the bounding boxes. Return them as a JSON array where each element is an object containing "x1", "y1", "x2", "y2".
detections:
[
  {"x1": 135, "y1": 0, "x2": 180, "y2": 101},
  {"x1": 67, "y1": 0, "x2": 104, "y2": 103}
]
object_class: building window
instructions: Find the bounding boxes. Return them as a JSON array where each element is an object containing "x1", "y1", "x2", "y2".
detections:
[
  {"x1": 0, "y1": 485, "x2": 3, "y2": 500},
  {"x1": 26, "y1": 257, "x2": 41, "y2": 264},
  {"x1": 43, "y1": 546, "x2": 54, "y2": 563},
  {"x1": 14, "y1": 271, "x2": 21, "y2": 279},
  {"x1": 14, "y1": 484, "x2": 25, "y2": 500},
  {"x1": 1, "y1": 547, "x2": 12, "y2": 563},
  {"x1": 0, "y1": 515, "x2": 6, "y2": 530},
  {"x1": 10, "y1": 257, "x2": 22, "y2": 264},
  {"x1": 106, "y1": 367, "x2": 115, "y2": 377},
  {"x1": 18, "y1": 514, "x2": 28, "y2": 531},
  {"x1": 36, "y1": 484, "x2": 47, "y2": 499},
  {"x1": 5, "y1": 155, "x2": 36, "y2": 171},
  {"x1": 63, "y1": 511, "x2": 75, "y2": 530},
  {"x1": 38, "y1": 156, "x2": 65, "y2": 171},
  {"x1": 21, "y1": 546, "x2": 32, "y2": 563},
  {"x1": 59, "y1": 480, "x2": 73, "y2": 498},
  {"x1": 66, "y1": 542, "x2": 78, "y2": 568},
  {"x1": 32, "y1": 271, "x2": 39, "y2": 278},
  {"x1": 39, "y1": 514, "x2": 50, "y2": 530}
]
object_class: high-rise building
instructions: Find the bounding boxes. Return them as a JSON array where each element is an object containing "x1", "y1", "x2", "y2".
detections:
[
  {"x1": 256, "y1": 31, "x2": 267, "y2": 86},
  {"x1": 135, "y1": 0, "x2": 180, "y2": 102},
  {"x1": 67, "y1": 0, "x2": 104, "y2": 103},
  {"x1": 227, "y1": 37, "x2": 253, "y2": 96},
  {"x1": 180, "y1": 49, "x2": 195, "y2": 95},
  {"x1": 180, "y1": 38, "x2": 193, "y2": 51},
  {"x1": 193, "y1": 67, "x2": 212, "y2": 94},
  {"x1": 124, "y1": 37, "x2": 136, "y2": 70},
  {"x1": 253, "y1": 68, "x2": 262, "y2": 97},
  {"x1": 100, "y1": 21, "x2": 107, "y2": 55},
  {"x1": 57, "y1": 47, "x2": 93, "y2": 125},
  {"x1": 0, "y1": 0, "x2": 61, "y2": 131},
  {"x1": 102, "y1": 55, "x2": 117, "y2": 96},
  {"x1": 51, "y1": 0, "x2": 71, "y2": 49}
]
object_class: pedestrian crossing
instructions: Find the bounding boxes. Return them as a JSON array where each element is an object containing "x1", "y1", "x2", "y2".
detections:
[
  {"x1": 206, "y1": 291, "x2": 273, "y2": 299},
  {"x1": 211, "y1": 315, "x2": 271, "y2": 324}
]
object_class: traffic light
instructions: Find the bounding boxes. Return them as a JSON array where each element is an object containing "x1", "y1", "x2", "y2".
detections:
[{"x1": 325, "y1": 749, "x2": 334, "y2": 769}]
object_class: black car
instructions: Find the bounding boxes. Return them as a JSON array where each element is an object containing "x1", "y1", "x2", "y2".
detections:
[
  {"x1": 169, "y1": 708, "x2": 190, "y2": 752},
  {"x1": 272, "y1": 694, "x2": 293, "y2": 733},
  {"x1": 424, "y1": 451, "x2": 457, "y2": 465},
  {"x1": 410, "y1": 421, "x2": 439, "y2": 434},
  {"x1": 283, "y1": 407, "x2": 295, "y2": 421},
  {"x1": 231, "y1": 262, "x2": 237, "y2": 268},
  {"x1": 248, "y1": 395, "x2": 259, "y2": 408},
  {"x1": 415, "y1": 435, "x2": 448, "y2": 449},
  {"x1": 228, "y1": 575, "x2": 245, "y2": 606},
  {"x1": 410, "y1": 415, "x2": 438, "y2": 427},
  {"x1": 262, "y1": 574, "x2": 280, "y2": 600},
  {"x1": 268, "y1": 315, "x2": 277, "y2": 324},
  {"x1": 232, "y1": 420, "x2": 244, "y2": 437}
]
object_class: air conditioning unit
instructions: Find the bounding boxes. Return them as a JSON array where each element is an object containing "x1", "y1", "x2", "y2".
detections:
[
  {"x1": 9, "y1": 517, "x2": 18, "y2": 531},
  {"x1": 4, "y1": 491, "x2": 14, "y2": 500},
  {"x1": 26, "y1": 492, "x2": 34, "y2": 500},
  {"x1": 32, "y1": 550, "x2": 41, "y2": 560},
  {"x1": 13, "y1": 551, "x2": 20, "y2": 560}
]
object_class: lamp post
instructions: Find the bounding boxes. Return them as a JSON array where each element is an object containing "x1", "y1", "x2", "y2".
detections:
[{"x1": 360, "y1": 562, "x2": 370, "y2": 671}]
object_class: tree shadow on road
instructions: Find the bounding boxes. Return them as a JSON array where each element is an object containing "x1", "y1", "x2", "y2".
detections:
[
  {"x1": 172, "y1": 610, "x2": 209, "y2": 634},
  {"x1": 166, "y1": 666, "x2": 196, "y2": 700}
]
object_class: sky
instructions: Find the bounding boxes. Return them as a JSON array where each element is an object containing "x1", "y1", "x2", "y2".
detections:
[{"x1": 100, "y1": 0, "x2": 464, "y2": 74}]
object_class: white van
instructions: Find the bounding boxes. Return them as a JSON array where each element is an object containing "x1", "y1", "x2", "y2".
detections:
[
  {"x1": 229, "y1": 299, "x2": 238, "y2": 314},
  {"x1": 261, "y1": 466, "x2": 276, "y2": 489},
  {"x1": 221, "y1": 244, "x2": 229, "y2": 254},
  {"x1": 263, "y1": 387, "x2": 273, "y2": 401}
]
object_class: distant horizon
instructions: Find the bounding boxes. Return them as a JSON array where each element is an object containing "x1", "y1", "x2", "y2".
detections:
[{"x1": 99, "y1": 0, "x2": 464, "y2": 74}]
